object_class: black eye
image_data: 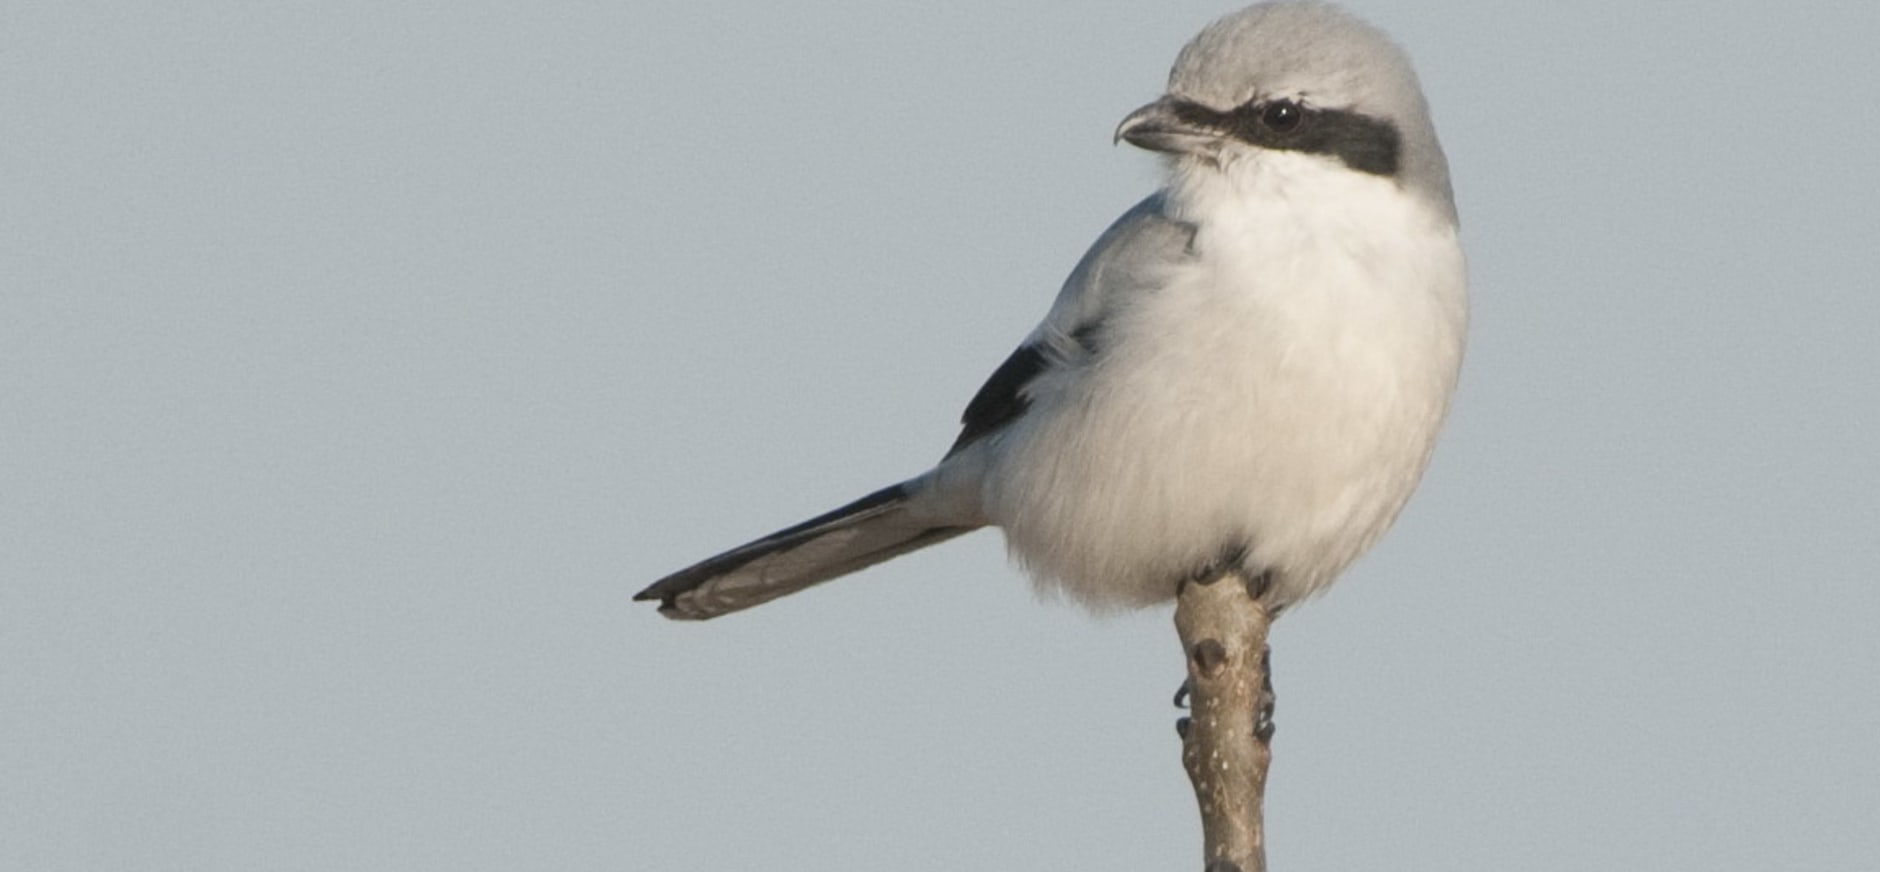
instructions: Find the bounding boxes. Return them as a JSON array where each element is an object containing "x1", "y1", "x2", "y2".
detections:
[{"x1": 1260, "y1": 100, "x2": 1305, "y2": 133}]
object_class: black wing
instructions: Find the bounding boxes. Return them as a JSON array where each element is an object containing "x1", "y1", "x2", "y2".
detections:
[
  {"x1": 941, "y1": 193, "x2": 1188, "y2": 459},
  {"x1": 944, "y1": 344, "x2": 1050, "y2": 458}
]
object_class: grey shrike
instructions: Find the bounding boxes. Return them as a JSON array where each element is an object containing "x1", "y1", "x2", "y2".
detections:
[{"x1": 637, "y1": 0, "x2": 1467, "y2": 620}]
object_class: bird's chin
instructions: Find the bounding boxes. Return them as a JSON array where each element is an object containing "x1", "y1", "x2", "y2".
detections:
[{"x1": 1174, "y1": 142, "x2": 1235, "y2": 168}]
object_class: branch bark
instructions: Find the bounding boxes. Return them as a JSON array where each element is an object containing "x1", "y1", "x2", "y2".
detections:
[{"x1": 1175, "y1": 573, "x2": 1274, "y2": 872}]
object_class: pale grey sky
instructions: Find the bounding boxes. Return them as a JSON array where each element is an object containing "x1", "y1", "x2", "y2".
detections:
[{"x1": 5, "y1": 2, "x2": 1877, "y2": 870}]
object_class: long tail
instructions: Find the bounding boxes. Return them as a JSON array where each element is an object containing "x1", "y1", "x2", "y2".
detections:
[{"x1": 635, "y1": 483, "x2": 980, "y2": 620}]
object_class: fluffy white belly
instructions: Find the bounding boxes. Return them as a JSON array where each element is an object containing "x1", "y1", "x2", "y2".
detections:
[{"x1": 984, "y1": 161, "x2": 1466, "y2": 609}]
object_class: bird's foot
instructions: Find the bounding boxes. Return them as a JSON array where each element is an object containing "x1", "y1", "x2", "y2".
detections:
[
  {"x1": 1254, "y1": 643, "x2": 1276, "y2": 744},
  {"x1": 1174, "y1": 677, "x2": 1193, "y2": 738}
]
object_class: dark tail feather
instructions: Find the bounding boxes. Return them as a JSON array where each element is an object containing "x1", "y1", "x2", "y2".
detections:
[{"x1": 636, "y1": 483, "x2": 978, "y2": 620}]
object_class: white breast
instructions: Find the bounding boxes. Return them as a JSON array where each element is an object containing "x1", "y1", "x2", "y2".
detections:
[{"x1": 982, "y1": 153, "x2": 1467, "y2": 610}]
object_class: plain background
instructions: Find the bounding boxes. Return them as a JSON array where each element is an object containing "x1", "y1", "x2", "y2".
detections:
[{"x1": 5, "y1": 1, "x2": 1878, "y2": 869}]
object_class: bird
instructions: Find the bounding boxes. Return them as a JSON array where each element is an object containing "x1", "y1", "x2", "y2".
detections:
[{"x1": 637, "y1": 0, "x2": 1467, "y2": 621}]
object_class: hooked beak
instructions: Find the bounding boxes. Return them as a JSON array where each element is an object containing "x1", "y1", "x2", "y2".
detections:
[{"x1": 1114, "y1": 96, "x2": 1223, "y2": 156}]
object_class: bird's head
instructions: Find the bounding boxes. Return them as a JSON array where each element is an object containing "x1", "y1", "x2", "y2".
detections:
[{"x1": 1115, "y1": 1, "x2": 1453, "y2": 217}]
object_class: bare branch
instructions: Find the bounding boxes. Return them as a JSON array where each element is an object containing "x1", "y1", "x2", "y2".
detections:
[{"x1": 1175, "y1": 573, "x2": 1275, "y2": 872}]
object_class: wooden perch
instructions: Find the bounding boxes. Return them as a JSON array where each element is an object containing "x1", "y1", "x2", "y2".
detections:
[{"x1": 1175, "y1": 572, "x2": 1275, "y2": 872}]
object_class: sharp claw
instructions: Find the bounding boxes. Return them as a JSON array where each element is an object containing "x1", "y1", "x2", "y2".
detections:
[{"x1": 1254, "y1": 644, "x2": 1277, "y2": 743}]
